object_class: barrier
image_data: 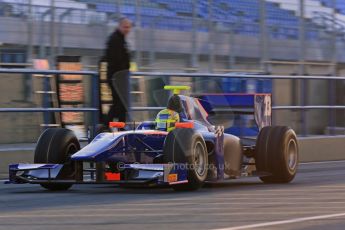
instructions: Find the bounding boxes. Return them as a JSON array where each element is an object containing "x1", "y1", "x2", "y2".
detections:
[
  {"x1": 0, "y1": 68, "x2": 344, "y2": 137},
  {"x1": 131, "y1": 71, "x2": 345, "y2": 136},
  {"x1": 0, "y1": 68, "x2": 99, "y2": 138}
]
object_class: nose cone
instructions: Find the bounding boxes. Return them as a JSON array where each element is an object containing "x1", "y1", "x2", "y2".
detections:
[{"x1": 71, "y1": 133, "x2": 120, "y2": 161}]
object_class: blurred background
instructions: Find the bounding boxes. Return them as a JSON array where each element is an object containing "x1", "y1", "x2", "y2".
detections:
[{"x1": 0, "y1": 0, "x2": 344, "y2": 145}]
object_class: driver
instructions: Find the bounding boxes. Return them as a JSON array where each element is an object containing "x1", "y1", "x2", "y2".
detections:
[{"x1": 155, "y1": 95, "x2": 183, "y2": 131}]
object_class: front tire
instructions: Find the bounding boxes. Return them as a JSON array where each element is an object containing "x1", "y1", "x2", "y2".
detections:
[
  {"x1": 255, "y1": 126, "x2": 299, "y2": 183},
  {"x1": 34, "y1": 128, "x2": 80, "y2": 191},
  {"x1": 164, "y1": 128, "x2": 208, "y2": 191}
]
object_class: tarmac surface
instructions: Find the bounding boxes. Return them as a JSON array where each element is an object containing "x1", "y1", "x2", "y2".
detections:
[{"x1": 0, "y1": 161, "x2": 345, "y2": 230}]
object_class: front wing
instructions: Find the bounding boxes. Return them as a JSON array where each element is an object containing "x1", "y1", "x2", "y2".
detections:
[{"x1": 6, "y1": 163, "x2": 188, "y2": 186}]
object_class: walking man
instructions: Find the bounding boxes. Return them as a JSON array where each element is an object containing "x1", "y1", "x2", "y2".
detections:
[{"x1": 104, "y1": 17, "x2": 132, "y2": 123}]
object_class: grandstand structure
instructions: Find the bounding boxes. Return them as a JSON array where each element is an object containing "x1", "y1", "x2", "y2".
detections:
[{"x1": 0, "y1": 0, "x2": 344, "y2": 72}]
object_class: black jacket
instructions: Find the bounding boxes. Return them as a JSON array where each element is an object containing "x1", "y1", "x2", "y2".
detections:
[{"x1": 104, "y1": 29, "x2": 130, "y2": 78}]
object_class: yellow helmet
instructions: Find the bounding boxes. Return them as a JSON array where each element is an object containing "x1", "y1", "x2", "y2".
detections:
[{"x1": 155, "y1": 109, "x2": 180, "y2": 132}]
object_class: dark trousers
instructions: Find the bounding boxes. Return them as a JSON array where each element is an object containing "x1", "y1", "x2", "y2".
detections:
[{"x1": 106, "y1": 70, "x2": 130, "y2": 123}]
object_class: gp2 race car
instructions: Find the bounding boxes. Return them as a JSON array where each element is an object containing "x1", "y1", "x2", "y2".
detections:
[{"x1": 7, "y1": 86, "x2": 299, "y2": 191}]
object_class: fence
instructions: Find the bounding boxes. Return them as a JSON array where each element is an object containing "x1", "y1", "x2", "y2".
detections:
[
  {"x1": 0, "y1": 68, "x2": 343, "y2": 141},
  {"x1": 0, "y1": 68, "x2": 99, "y2": 140},
  {"x1": 131, "y1": 71, "x2": 345, "y2": 136}
]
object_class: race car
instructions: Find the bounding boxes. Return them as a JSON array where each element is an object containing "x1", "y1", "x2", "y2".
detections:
[{"x1": 7, "y1": 85, "x2": 299, "y2": 191}]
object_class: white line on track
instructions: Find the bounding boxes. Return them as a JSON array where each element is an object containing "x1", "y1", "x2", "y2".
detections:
[
  {"x1": 300, "y1": 160, "x2": 345, "y2": 165},
  {"x1": 213, "y1": 212, "x2": 345, "y2": 230}
]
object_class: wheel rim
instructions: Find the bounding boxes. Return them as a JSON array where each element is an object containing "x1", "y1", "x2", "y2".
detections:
[
  {"x1": 194, "y1": 141, "x2": 207, "y2": 177},
  {"x1": 287, "y1": 139, "x2": 298, "y2": 171}
]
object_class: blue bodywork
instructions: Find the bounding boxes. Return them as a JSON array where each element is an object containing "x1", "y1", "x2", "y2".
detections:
[
  {"x1": 197, "y1": 94, "x2": 272, "y2": 136},
  {"x1": 7, "y1": 93, "x2": 270, "y2": 186},
  {"x1": 71, "y1": 131, "x2": 167, "y2": 162}
]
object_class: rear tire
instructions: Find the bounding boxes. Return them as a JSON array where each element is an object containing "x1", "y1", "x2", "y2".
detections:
[
  {"x1": 34, "y1": 128, "x2": 80, "y2": 191},
  {"x1": 255, "y1": 126, "x2": 298, "y2": 183},
  {"x1": 164, "y1": 128, "x2": 208, "y2": 191}
]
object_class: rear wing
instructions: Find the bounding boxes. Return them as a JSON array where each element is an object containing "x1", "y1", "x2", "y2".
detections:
[{"x1": 196, "y1": 94, "x2": 272, "y2": 136}]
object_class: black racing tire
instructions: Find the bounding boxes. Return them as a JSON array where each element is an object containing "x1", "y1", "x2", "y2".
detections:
[
  {"x1": 255, "y1": 126, "x2": 299, "y2": 183},
  {"x1": 163, "y1": 128, "x2": 208, "y2": 191},
  {"x1": 34, "y1": 128, "x2": 80, "y2": 191}
]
